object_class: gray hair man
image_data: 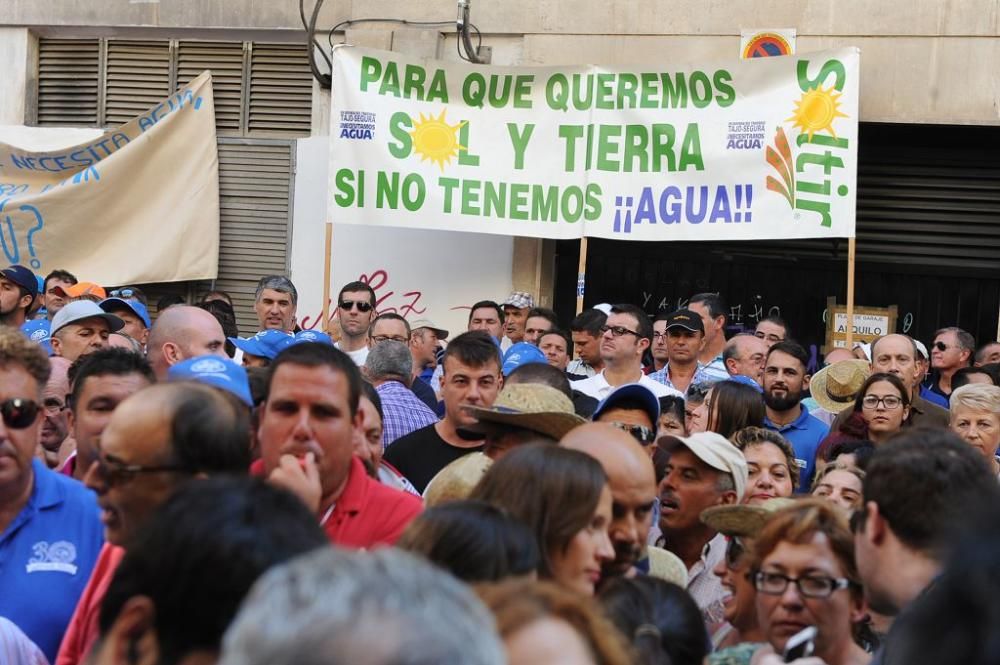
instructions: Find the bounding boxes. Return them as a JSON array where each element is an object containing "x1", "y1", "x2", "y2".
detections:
[
  {"x1": 929, "y1": 326, "x2": 975, "y2": 400},
  {"x1": 365, "y1": 340, "x2": 438, "y2": 449},
  {"x1": 219, "y1": 548, "x2": 505, "y2": 665},
  {"x1": 254, "y1": 275, "x2": 298, "y2": 333}
]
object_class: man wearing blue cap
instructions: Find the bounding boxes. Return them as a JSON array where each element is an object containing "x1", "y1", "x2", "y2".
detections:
[
  {"x1": 167, "y1": 355, "x2": 254, "y2": 407},
  {"x1": 100, "y1": 297, "x2": 152, "y2": 347},
  {"x1": 0, "y1": 264, "x2": 39, "y2": 328}
]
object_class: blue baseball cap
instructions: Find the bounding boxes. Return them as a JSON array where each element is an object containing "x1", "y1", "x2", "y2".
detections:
[
  {"x1": 1, "y1": 265, "x2": 38, "y2": 298},
  {"x1": 291, "y1": 329, "x2": 334, "y2": 346},
  {"x1": 229, "y1": 329, "x2": 295, "y2": 360},
  {"x1": 100, "y1": 297, "x2": 152, "y2": 328},
  {"x1": 167, "y1": 355, "x2": 253, "y2": 407},
  {"x1": 21, "y1": 319, "x2": 52, "y2": 355},
  {"x1": 592, "y1": 383, "x2": 661, "y2": 425},
  {"x1": 501, "y1": 342, "x2": 547, "y2": 377}
]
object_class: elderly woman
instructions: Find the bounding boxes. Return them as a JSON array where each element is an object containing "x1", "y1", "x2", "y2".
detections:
[
  {"x1": 949, "y1": 383, "x2": 1000, "y2": 477},
  {"x1": 749, "y1": 500, "x2": 870, "y2": 665},
  {"x1": 730, "y1": 427, "x2": 798, "y2": 506}
]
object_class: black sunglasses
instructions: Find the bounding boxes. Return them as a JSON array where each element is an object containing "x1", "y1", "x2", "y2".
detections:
[
  {"x1": 1, "y1": 398, "x2": 41, "y2": 429},
  {"x1": 339, "y1": 300, "x2": 373, "y2": 312},
  {"x1": 608, "y1": 421, "x2": 656, "y2": 445}
]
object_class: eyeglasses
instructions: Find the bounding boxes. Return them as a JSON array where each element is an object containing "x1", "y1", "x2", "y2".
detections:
[
  {"x1": 371, "y1": 335, "x2": 408, "y2": 344},
  {"x1": 109, "y1": 288, "x2": 136, "y2": 299},
  {"x1": 933, "y1": 341, "x2": 955, "y2": 352},
  {"x1": 600, "y1": 325, "x2": 640, "y2": 338},
  {"x1": 652, "y1": 331, "x2": 668, "y2": 341},
  {"x1": 1, "y1": 398, "x2": 40, "y2": 429},
  {"x1": 753, "y1": 571, "x2": 853, "y2": 599},
  {"x1": 91, "y1": 448, "x2": 190, "y2": 487},
  {"x1": 608, "y1": 421, "x2": 656, "y2": 445},
  {"x1": 42, "y1": 397, "x2": 65, "y2": 415},
  {"x1": 339, "y1": 300, "x2": 373, "y2": 313},
  {"x1": 861, "y1": 395, "x2": 903, "y2": 410},
  {"x1": 755, "y1": 331, "x2": 785, "y2": 343},
  {"x1": 725, "y1": 537, "x2": 746, "y2": 571}
]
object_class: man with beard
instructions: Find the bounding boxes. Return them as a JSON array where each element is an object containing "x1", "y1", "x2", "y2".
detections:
[
  {"x1": 562, "y1": 422, "x2": 659, "y2": 582},
  {"x1": 762, "y1": 341, "x2": 828, "y2": 491}
]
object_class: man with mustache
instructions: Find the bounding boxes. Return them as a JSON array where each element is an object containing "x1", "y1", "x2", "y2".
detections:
[
  {"x1": 655, "y1": 431, "x2": 747, "y2": 629},
  {"x1": 762, "y1": 341, "x2": 828, "y2": 491}
]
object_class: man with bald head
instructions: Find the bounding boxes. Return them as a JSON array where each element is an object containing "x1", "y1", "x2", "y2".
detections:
[
  {"x1": 830, "y1": 333, "x2": 949, "y2": 432},
  {"x1": 146, "y1": 305, "x2": 228, "y2": 380},
  {"x1": 59, "y1": 382, "x2": 251, "y2": 664},
  {"x1": 563, "y1": 422, "x2": 658, "y2": 580}
]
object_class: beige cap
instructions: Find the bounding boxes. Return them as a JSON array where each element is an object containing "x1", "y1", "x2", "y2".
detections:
[
  {"x1": 461, "y1": 383, "x2": 586, "y2": 441},
  {"x1": 658, "y1": 432, "x2": 749, "y2": 501},
  {"x1": 645, "y1": 546, "x2": 688, "y2": 587},
  {"x1": 810, "y1": 359, "x2": 870, "y2": 414},
  {"x1": 410, "y1": 318, "x2": 449, "y2": 340},
  {"x1": 423, "y1": 452, "x2": 493, "y2": 507}
]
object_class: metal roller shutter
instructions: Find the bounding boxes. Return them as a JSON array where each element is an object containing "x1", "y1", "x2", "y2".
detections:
[
  {"x1": 176, "y1": 40, "x2": 246, "y2": 135},
  {"x1": 212, "y1": 138, "x2": 295, "y2": 334},
  {"x1": 248, "y1": 43, "x2": 313, "y2": 136}
]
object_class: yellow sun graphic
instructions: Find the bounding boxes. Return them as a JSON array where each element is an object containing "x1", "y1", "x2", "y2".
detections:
[
  {"x1": 409, "y1": 109, "x2": 466, "y2": 170},
  {"x1": 786, "y1": 85, "x2": 848, "y2": 141}
]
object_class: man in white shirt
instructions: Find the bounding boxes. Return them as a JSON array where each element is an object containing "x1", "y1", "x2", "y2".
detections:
[
  {"x1": 571, "y1": 303, "x2": 682, "y2": 400},
  {"x1": 334, "y1": 280, "x2": 376, "y2": 367}
]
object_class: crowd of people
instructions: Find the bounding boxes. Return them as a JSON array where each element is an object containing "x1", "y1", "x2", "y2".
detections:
[{"x1": 1, "y1": 261, "x2": 999, "y2": 665}]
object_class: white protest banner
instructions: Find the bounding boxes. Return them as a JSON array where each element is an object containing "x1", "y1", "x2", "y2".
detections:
[
  {"x1": 0, "y1": 71, "x2": 219, "y2": 284},
  {"x1": 329, "y1": 46, "x2": 859, "y2": 242}
]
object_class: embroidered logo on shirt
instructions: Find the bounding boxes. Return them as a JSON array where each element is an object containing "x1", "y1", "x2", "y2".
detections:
[{"x1": 26, "y1": 541, "x2": 79, "y2": 574}]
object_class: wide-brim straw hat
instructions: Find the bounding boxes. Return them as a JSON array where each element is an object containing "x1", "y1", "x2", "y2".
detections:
[
  {"x1": 700, "y1": 497, "x2": 797, "y2": 538},
  {"x1": 459, "y1": 383, "x2": 586, "y2": 442},
  {"x1": 810, "y1": 359, "x2": 871, "y2": 414}
]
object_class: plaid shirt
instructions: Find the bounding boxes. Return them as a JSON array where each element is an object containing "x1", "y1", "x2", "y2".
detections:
[{"x1": 376, "y1": 381, "x2": 439, "y2": 450}]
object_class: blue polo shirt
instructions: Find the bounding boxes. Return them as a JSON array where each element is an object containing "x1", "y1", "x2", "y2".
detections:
[
  {"x1": 919, "y1": 385, "x2": 949, "y2": 409},
  {"x1": 0, "y1": 460, "x2": 103, "y2": 661},
  {"x1": 764, "y1": 406, "x2": 830, "y2": 492}
]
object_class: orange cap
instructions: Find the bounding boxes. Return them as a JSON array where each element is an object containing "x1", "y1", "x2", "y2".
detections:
[{"x1": 53, "y1": 282, "x2": 107, "y2": 299}]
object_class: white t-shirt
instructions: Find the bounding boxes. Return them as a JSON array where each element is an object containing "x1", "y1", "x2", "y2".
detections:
[
  {"x1": 571, "y1": 370, "x2": 683, "y2": 401},
  {"x1": 335, "y1": 343, "x2": 369, "y2": 367}
]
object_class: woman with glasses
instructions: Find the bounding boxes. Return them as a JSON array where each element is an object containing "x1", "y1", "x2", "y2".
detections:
[
  {"x1": 707, "y1": 380, "x2": 766, "y2": 440},
  {"x1": 730, "y1": 427, "x2": 797, "y2": 506},
  {"x1": 700, "y1": 499, "x2": 793, "y2": 663},
  {"x1": 749, "y1": 500, "x2": 870, "y2": 665},
  {"x1": 470, "y1": 444, "x2": 614, "y2": 596},
  {"x1": 948, "y1": 383, "x2": 1000, "y2": 477},
  {"x1": 852, "y1": 373, "x2": 911, "y2": 446}
]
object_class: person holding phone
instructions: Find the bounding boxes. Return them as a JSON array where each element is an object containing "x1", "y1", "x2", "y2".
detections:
[{"x1": 748, "y1": 500, "x2": 870, "y2": 665}]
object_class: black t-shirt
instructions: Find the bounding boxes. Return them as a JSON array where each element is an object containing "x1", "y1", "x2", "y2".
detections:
[{"x1": 384, "y1": 423, "x2": 483, "y2": 493}]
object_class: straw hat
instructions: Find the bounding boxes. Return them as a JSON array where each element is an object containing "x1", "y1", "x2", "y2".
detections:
[
  {"x1": 646, "y1": 546, "x2": 689, "y2": 587},
  {"x1": 423, "y1": 452, "x2": 493, "y2": 507},
  {"x1": 810, "y1": 359, "x2": 871, "y2": 414},
  {"x1": 700, "y1": 497, "x2": 796, "y2": 538},
  {"x1": 460, "y1": 383, "x2": 586, "y2": 441}
]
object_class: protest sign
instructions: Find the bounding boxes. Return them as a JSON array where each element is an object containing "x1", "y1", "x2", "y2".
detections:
[
  {"x1": 0, "y1": 71, "x2": 219, "y2": 284},
  {"x1": 329, "y1": 46, "x2": 859, "y2": 242}
]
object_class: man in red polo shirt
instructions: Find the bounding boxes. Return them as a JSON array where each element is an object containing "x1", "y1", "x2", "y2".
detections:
[{"x1": 258, "y1": 342, "x2": 422, "y2": 547}]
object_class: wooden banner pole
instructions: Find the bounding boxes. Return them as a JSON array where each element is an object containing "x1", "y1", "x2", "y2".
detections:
[
  {"x1": 845, "y1": 236, "x2": 856, "y2": 349},
  {"x1": 321, "y1": 222, "x2": 333, "y2": 333},
  {"x1": 576, "y1": 237, "x2": 588, "y2": 314}
]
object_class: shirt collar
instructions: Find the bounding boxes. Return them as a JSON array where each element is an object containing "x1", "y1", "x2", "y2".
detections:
[
  {"x1": 766, "y1": 404, "x2": 810, "y2": 430},
  {"x1": 31, "y1": 458, "x2": 65, "y2": 510}
]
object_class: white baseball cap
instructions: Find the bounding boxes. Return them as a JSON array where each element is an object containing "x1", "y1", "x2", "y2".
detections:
[{"x1": 658, "y1": 432, "x2": 749, "y2": 501}]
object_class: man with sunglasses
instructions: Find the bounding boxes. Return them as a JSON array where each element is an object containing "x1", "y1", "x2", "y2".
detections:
[
  {"x1": 928, "y1": 326, "x2": 976, "y2": 401},
  {"x1": 335, "y1": 280, "x2": 377, "y2": 367},
  {"x1": 0, "y1": 327, "x2": 103, "y2": 663},
  {"x1": 571, "y1": 303, "x2": 681, "y2": 401},
  {"x1": 853, "y1": 428, "x2": 999, "y2": 665},
  {"x1": 58, "y1": 381, "x2": 251, "y2": 665}
]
